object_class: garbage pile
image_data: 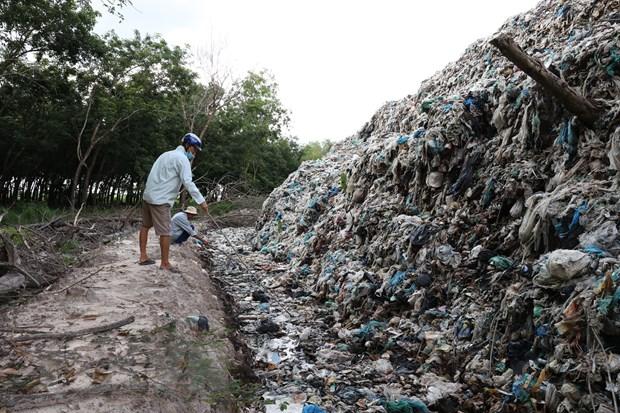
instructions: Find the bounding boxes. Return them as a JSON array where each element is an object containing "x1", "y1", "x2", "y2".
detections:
[
  {"x1": 207, "y1": 228, "x2": 444, "y2": 412},
  {"x1": 252, "y1": 0, "x2": 620, "y2": 411}
]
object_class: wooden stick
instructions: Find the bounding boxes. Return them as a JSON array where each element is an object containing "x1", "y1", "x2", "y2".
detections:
[
  {"x1": 37, "y1": 215, "x2": 65, "y2": 230},
  {"x1": 72, "y1": 202, "x2": 85, "y2": 226},
  {"x1": 47, "y1": 267, "x2": 106, "y2": 295},
  {"x1": 12, "y1": 315, "x2": 134, "y2": 342},
  {"x1": 490, "y1": 34, "x2": 599, "y2": 127}
]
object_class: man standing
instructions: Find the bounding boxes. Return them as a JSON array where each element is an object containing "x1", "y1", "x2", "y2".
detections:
[
  {"x1": 139, "y1": 133, "x2": 209, "y2": 272},
  {"x1": 171, "y1": 206, "x2": 208, "y2": 245}
]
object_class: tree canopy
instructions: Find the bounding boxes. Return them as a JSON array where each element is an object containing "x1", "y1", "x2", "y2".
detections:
[
  {"x1": 0, "y1": 0, "x2": 308, "y2": 208},
  {"x1": 300, "y1": 140, "x2": 333, "y2": 162}
]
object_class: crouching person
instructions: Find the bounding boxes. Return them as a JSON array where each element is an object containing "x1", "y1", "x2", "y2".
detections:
[{"x1": 171, "y1": 206, "x2": 207, "y2": 245}]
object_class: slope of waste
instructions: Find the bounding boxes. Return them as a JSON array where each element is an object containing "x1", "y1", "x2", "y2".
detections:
[{"x1": 254, "y1": 0, "x2": 620, "y2": 411}]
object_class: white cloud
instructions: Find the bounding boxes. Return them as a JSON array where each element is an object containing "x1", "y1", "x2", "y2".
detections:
[{"x1": 95, "y1": 0, "x2": 539, "y2": 143}]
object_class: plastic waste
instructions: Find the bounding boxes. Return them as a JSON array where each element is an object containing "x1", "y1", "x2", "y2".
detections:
[
  {"x1": 374, "y1": 358, "x2": 394, "y2": 375},
  {"x1": 252, "y1": 290, "x2": 270, "y2": 302},
  {"x1": 383, "y1": 399, "x2": 430, "y2": 413},
  {"x1": 512, "y1": 373, "x2": 536, "y2": 403},
  {"x1": 489, "y1": 256, "x2": 513, "y2": 270},
  {"x1": 579, "y1": 221, "x2": 619, "y2": 254},
  {"x1": 533, "y1": 249, "x2": 592, "y2": 288},
  {"x1": 185, "y1": 315, "x2": 209, "y2": 332},
  {"x1": 256, "y1": 319, "x2": 280, "y2": 334},
  {"x1": 229, "y1": 0, "x2": 620, "y2": 410},
  {"x1": 302, "y1": 405, "x2": 326, "y2": 413},
  {"x1": 436, "y1": 244, "x2": 461, "y2": 268}
]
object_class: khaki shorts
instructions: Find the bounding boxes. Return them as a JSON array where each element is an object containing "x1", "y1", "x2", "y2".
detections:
[{"x1": 142, "y1": 202, "x2": 171, "y2": 236}]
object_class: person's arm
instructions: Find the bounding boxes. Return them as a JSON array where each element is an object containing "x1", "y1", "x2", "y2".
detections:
[
  {"x1": 193, "y1": 233, "x2": 208, "y2": 244},
  {"x1": 179, "y1": 158, "x2": 206, "y2": 206}
]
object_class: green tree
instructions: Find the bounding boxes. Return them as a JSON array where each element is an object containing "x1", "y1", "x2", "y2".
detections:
[
  {"x1": 195, "y1": 71, "x2": 301, "y2": 192},
  {"x1": 0, "y1": 0, "x2": 102, "y2": 80},
  {"x1": 0, "y1": 2, "x2": 301, "y2": 209},
  {"x1": 68, "y1": 31, "x2": 196, "y2": 208},
  {"x1": 300, "y1": 140, "x2": 333, "y2": 161}
]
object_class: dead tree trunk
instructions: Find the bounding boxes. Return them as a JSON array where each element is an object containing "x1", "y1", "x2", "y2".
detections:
[
  {"x1": 70, "y1": 121, "x2": 100, "y2": 211},
  {"x1": 80, "y1": 146, "x2": 101, "y2": 206},
  {"x1": 490, "y1": 34, "x2": 599, "y2": 127}
]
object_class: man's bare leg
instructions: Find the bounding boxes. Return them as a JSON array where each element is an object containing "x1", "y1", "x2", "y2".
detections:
[
  {"x1": 160, "y1": 235, "x2": 172, "y2": 269},
  {"x1": 139, "y1": 226, "x2": 150, "y2": 263}
]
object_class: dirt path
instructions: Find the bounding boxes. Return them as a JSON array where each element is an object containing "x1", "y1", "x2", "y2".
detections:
[{"x1": 0, "y1": 231, "x2": 244, "y2": 412}]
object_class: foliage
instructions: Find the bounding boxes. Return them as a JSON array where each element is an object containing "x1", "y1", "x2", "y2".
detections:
[
  {"x1": 208, "y1": 201, "x2": 235, "y2": 216},
  {"x1": 0, "y1": 202, "x2": 62, "y2": 226},
  {"x1": 0, "y1": 226, "x2": 25, "y2": 246},
  {"x1": 59, "y1": 239, "x2": 80, "y2": 254},
  {"x1": 300, "y1": 140, "x2": 333, "y2": 161},
  {"x1": 0, "y1": 0, "x2": 101, "y2": 78},
  {"x1": 196, "y1": 71, "x2": 301, "y2": 193},
  {"x1": 0, "y1": 1, "x2": 302, "y2": 209},
  {"x1": 340, "y1": 172, "x2": 348, "y2": 192}
]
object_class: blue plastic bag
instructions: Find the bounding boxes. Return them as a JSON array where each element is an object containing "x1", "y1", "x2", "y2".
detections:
[{"x1": 303, "y1": 404, "x2": 327, "y2": 413}]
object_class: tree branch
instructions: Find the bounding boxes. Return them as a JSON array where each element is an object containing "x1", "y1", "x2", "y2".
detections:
[
  {"x1": 77, "y1": 88, "x2": 96, "y2": 161},
  {"x1": 12, "y1": 315, "x2": 135, "y2": 342},
  {"x1": 490, "y1": 34, "x2": 599, "y2": 127}
]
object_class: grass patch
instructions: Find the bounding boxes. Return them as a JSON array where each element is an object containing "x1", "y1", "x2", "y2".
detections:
[
  {"x1": 0, "y1": 226, "x2": 26, "y2": 246},
  {"x1": 1, "y1": 202, "x2": 62, "y2": 226},
  {"x1": 59, "y1": 239, "x2": 80, "y2": 254},
  {"x1": 208, "y1": 201, "x2": 235, "y2": 217}
]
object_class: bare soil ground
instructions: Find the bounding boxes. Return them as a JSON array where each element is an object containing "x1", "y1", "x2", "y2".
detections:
[{"x1": 0, "y1": 229, "x2": 248, "y2": 412}]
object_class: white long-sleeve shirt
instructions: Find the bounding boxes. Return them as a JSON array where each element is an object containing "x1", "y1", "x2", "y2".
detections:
[
  {"x1": 143, "y1": 146, "x2": 206, "y2": 207},
  {"x1": 171, "y1": 212, "x2": 197, "y2": 240}
]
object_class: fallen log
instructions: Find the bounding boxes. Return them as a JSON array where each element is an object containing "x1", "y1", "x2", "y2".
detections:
[
  {"x1": 12, "y1": 315, "x2": 135, "y2": 342},
  {"x1": 490, "y1": 33, "x2": 599, "y2": 127}
]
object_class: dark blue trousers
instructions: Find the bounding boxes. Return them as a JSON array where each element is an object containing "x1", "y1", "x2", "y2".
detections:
[{"x1": 173, "y1": 224, "x2": 194, "y2": 244}]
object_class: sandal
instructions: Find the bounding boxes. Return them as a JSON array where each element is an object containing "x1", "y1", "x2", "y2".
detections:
[
  {"x1": 160, "y1": 266, "x2": 181, "y2": 274},
  {"x1": 139, "y1": 259, "x2": 156, "y2": 265}
]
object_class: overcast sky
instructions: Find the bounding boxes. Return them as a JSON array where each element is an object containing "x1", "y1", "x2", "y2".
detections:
[{"x1": 95, "y1": 0, "x2": 539, "y2": 143}]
